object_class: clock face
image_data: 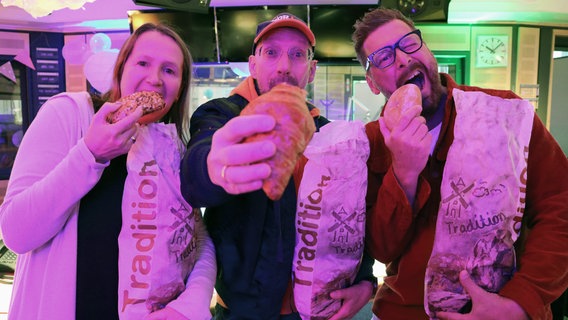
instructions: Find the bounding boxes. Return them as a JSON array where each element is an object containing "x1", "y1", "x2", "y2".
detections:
[{"x1": 476, "y1": 36, "x2": 509, "y2": 68}]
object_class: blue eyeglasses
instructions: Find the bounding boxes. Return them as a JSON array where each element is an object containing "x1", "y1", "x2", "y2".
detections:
[{"x1": 365, "y1": 29, "x2": 423, "y2": 71}]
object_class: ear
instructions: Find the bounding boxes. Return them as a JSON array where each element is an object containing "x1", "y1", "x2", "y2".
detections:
[
  {"x1": 365, "y1": 73, "x2": 382, "y2": 95},
  {"x1": 307, "y1": 59, "x2": 318, "y2": 83},
  {"x1": 248, "y1": 55, "x2": 258, "y2": 79}
]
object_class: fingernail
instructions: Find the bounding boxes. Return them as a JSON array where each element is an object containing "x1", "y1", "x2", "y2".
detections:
[
  {"x1": 261, "y1": 142, "x2": 276, "y2": 156},
  {"x1": 264, "y1": 116, "x2": 276, "y2": 129}
]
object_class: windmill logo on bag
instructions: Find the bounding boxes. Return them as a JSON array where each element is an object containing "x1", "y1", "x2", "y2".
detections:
[
  {"x1": 328, "y1": 207, "x2": 358, "y2": 243},
  {"x1": 442, "y1": 177, "x2": 474, "y2": 218}
]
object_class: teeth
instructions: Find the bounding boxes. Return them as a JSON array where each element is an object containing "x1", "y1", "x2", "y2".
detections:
[{"x1": 407, "y1": 71, "x2": 420, "y2": 82}]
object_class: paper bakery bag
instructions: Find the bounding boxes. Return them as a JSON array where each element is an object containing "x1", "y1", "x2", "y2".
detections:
[
  {"x1": 424, "y1": 89, "x2": 534, "y2": 318},
  {"x1": 293, "y1": 120, "x2": 370, "y2": 320},
  {"x1": 118, "y1": 123, "x2": 200, "y2": 319}
]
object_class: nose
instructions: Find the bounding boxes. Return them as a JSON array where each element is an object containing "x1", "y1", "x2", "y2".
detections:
[
  {"x1": 395, "y1": 49, "x2": 412, "y2": 68},
  {"x1": 275, "y1": 54, "x2": 292, "y2": 74},
  {"x1": 146, "y1": 67, "x2": 163, "y2": 86}
]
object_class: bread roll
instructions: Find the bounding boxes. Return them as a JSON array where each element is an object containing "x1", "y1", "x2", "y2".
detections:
[
  {"x1": 241, "y1": 83, "x2": 316, "y2": 200},
  {"x1": 383, "y1": 84, "x2": 422, "y2": 130},
  {"x1": 107, "y1": 91, "x2": 167, "y2": 125}
]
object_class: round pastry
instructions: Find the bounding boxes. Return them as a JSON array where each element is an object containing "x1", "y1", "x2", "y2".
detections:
[
  {"x1": 107, "y1": 91, "x2": 167, "y2": 125},
  {"x1": 383, "y1": 83, "x2": 422, "y2": 130}
]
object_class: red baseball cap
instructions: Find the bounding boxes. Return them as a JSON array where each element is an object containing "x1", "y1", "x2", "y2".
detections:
[{"x1": 253, "y1": 12, "x2": 316, "y2": 51}]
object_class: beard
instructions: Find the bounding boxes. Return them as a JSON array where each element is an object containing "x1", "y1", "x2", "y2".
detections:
[
  {"x1": 421, "y1": 65, "x2": 445, "y2": 118},
  {"x1": 379, "y1": 58, "x2": 445, "y2": 118},
  {"x1": 397, "y1": 60, "x2": 444, "y2": 118}
]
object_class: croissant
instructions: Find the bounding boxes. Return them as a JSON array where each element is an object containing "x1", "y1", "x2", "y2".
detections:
[
  {"x1": 383, "y1": 84, "x2": 422, "y2": 130},
  {"x1": 241, "y1": 83, "x2": 316, "y2": 200}
]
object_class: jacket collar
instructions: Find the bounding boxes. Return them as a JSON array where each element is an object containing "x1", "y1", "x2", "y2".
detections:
[{"x1": 231, "y1": 76, "x2": 322, "y2": 118}]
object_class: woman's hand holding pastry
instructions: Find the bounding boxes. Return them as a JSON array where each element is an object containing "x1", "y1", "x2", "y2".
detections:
[{"x1": 84, "y1": 101, "x2": 143, "y2": 163}]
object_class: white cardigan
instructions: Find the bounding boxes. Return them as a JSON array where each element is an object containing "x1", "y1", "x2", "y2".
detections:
[{"x1": 0, "y1": 92, "x2": 216, "y2": 320}]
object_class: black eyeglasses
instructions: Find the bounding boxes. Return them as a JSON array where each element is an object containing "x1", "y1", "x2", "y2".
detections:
[{"x1": 365, "y1": 29, "x2": 423, "y2": 71}]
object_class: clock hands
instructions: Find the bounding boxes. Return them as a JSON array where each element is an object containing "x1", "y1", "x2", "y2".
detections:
[
  {"x1": 477, "y1": 36, "x2": 508, "y2": 66},
  {"x1": 482, "y1": 40, "x2": 504, "y2": 54},
  {"x1": 483, "y1": 45, "x2": 495, "y2": 53},
  {"x1": 492, "y1": 42, "x2": 504, "y2": 51}
]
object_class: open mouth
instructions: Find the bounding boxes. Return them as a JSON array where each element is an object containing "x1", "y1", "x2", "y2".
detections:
[{"x1": 403, "y1": 71, "x2": 425, "y2": 90}]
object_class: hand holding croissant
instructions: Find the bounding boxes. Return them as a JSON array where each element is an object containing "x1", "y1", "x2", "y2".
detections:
[{"x1": 240, "y1": 83, "x2": 316, "y2": 200}]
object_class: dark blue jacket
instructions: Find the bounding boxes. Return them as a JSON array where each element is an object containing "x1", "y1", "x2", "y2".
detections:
[{"x1": 181, "y1": 87, "x2": 375, "y2": 319}]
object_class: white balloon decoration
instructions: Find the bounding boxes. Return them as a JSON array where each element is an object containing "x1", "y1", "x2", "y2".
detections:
[
  {"x1": 81, "y1": 33, "x2": 118, "y2": 93},
  {"x1": 83, "y1": 49, "x2": 118, "y2": 93},
  {"x1": 89, "y1": 33, "x2": 112, "y2": 53},
  {"x1": 62, "y1": 38, "x2": 91, "y2": 65}
]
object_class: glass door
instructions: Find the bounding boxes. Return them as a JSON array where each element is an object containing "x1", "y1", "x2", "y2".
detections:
[
  {"x1": 435, "y1": 54, "x2": 468, "y2": 85},
  {"x1": 0, "y1": 58, "x2": 29, "y2": 181}
]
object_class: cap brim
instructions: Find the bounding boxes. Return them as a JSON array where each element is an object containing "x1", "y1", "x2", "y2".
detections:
[{"x1": 253, "y1": 19, "x2": 316, "y2": 47}]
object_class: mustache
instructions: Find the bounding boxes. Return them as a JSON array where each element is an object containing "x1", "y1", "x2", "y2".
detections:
[
  {"x1": 269, "y1": 76, "x2": 299, "y2": 89},
  {"x1": 397, "y1": 61, "x2": 423, "y2": 87}
]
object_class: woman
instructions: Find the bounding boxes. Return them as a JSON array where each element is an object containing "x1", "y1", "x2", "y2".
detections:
[{"x1": 0, "y1": 23, "x2": 215, "y2": 320}]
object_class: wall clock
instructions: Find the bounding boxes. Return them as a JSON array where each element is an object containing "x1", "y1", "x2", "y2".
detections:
[{"x1": 476, "y1": 35, "x2": 509, "y2": 68}]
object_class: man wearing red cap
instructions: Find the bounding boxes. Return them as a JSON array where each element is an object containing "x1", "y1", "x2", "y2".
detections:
[{"x1": 181, "y1": 12, "x2": 376, "y2": 320}]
